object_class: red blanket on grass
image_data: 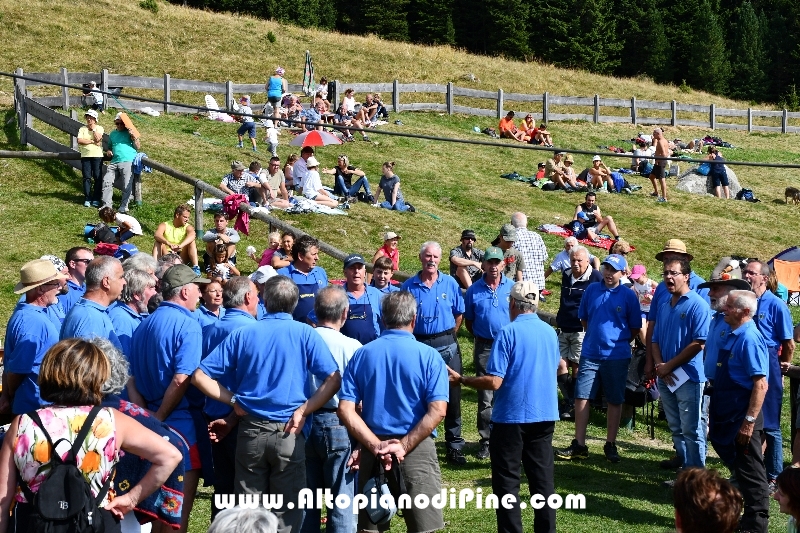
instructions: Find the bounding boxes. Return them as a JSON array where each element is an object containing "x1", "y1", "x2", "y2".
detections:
[{"x1": 537, "y1": 224, "x2": 635, "y2": 252}]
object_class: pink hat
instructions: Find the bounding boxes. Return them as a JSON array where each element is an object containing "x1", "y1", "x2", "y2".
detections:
[{"x1": 629, "y1": 264, "x2": 646, "y2": 280}]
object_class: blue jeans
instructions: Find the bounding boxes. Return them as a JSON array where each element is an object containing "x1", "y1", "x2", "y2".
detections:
[
  {"x1": 301, "y1": 411, "x2": 356, "y2": 533},
  {"x1": 334, "y1": 175, "x2": 371, "y2": 197},
  {"x1": 764, "y1": 427, "x2": 783, "y2": 481},
  {"x1": 380, "y1": 200, "x2": 408, "y2": 212},
  {"x1": 658, "y1": 379, "x2": 706, "y2": 468}
]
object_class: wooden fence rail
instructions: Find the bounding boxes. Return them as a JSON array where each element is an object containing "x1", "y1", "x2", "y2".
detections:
[{"x1": 15, "y1": 67, "x2": 800, "y2": 134}]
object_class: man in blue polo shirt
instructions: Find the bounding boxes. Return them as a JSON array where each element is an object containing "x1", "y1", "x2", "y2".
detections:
[
  {"x1": 402, "y1": 241, "x2": 466, "y2": 465},
  {"x1": 128, "y1": 263, "x2": 210, "y2": 533},
  {"x1": 340, "y1": 253, "x2": 383, "y2": 343},
  {"x1": 199, "y1": 276, "x2": 260, "y2": 520},
  {"x1": 464, "y1": 246, "x2": 513, "y2": 459},
  {"x1": 277, "y1": 235, "x2": 328, "y2": 322},
  {"x1": 709, "y1": 290, "x2": 769, "y2": 533},
  {"x1": 109, "y1": 268, "x2": 157, "y2": 357},
  {"x1": 652, "y1": 255, "x2": 711, "y2": 480},
  {"x1": 452, "y1": 281, "x2": 560, "y2": 533},
  {"x1": 193, "y1": 275, "x2": 340, "y2": 533},
  {"x1": 60, "y1": 246, "x2": 94, "y2": 315},
  {"x1": 1, "y1": 260, "x2": 67, "y2": 416},
  {"x1": 557, "y1": 254, "x2": 640, "y2": 463},
  {"x1": 338, "y1": 290, "x2": 448, "y2": 533},
  {"x1": 744, "y1": 260, "x2": 794, "y2": 491},
  {"x1": 61, "y1": 256, "x2": 125, "y2": 350},
  {"x1": 34, "y1": 255, "x2": 71, "y2": 328}
]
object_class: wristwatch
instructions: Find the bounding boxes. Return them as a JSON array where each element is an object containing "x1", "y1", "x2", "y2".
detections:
[
  {"x1": 744, "y1": 415, "x2": 756, "y2": 423},
  {"x1": 229, "y1": 396, "x2": 237, "y2": 406}
]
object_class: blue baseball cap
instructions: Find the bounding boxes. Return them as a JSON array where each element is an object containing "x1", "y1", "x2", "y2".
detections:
[
  {"x1": 577, "y1": 211, "x2": 589, "y2": 221},
  {"x1": 602, "y1": 254, "x2": 628, "y2": 271}
]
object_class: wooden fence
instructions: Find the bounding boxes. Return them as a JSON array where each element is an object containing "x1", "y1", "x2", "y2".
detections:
[{"x1": 16, "y1": 67, "x2": 800, "y2": 134}]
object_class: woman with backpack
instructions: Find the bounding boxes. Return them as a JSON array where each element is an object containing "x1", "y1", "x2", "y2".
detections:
[{"x1": 0, "y1": 338, "x2": 182, "y2": 532}]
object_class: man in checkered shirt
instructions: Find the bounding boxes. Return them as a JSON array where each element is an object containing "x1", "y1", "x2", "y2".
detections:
[{"x1": 510, "y1": 212, "x2": 548, "y2": 296}]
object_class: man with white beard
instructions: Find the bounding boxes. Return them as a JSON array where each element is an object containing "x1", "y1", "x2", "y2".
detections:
[{"x1": 109, "y1": 268, "x2": 158, "y2": 357}]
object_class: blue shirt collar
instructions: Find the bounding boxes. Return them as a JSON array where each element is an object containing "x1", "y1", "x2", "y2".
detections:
[
  {"x1": 261, "y1": 312, "x2": 293, "y2": 321},
  {"x1": 78, "y1": 297, "x2": 109, "y2": 312},
  {"x1": 730, "y1": 319, "x2": 755, "y2": 337},
  {"x1": 159, "y1": 301, "x2": 196, "y2": 317},
  {"x1": 222, "y1": 308, "x2": 256, "y2": 320},
  {"x1": 379, "y1": 329, "x2": 415, "y2": 338}
]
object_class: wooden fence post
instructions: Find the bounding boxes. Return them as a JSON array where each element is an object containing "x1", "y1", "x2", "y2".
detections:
[
  {"x1": 542, "y1": 92, "x2": 549, "y2": 125},
  {"x1": 593, "y1": 94, "x2": 600, "y2": 124},
  {"x1": 61, "y1": 67, "x2": 70, "y2": 110},
  {"x1": 225, "y1": 81, "x2": 234, "y2": 110},
  {"x1": 747, "y1": 108, "x2": 752, "y2": 133},
  {"x1": 671, "y1": 100, "x2": 677, "y2": 127},
  {"x1": 101, "y1": 69, "x2": 109, "y2": 110},
  {"x1": 709, "y1": 103, "x2": 716, "y2": 130},
  {"x1": 446, "y1": 82, "x2": 453, "y2": 115},
  {"x1": 783, "y1": 109, "x2": 788, "y2": 134},
  {"x1": 70, "y1": 110, "x2": 78, "y2": 151},
  {"x1": 393, "y1": 80, "x2": 400, "y2": 114},
  {"x1": 497, "y1": 89, "x2": 503, "y2": 119},
  {"x1": 164, "y1": 73, "x2": 171, "y2": 114},
  {"x1": 194, "y1": 185, "x2": 204, "y2": 232},
  {"x1": 631, "y1": 96, "x2": 637, "y2": 125},
  {"x1": 15, "y1": 68, "x2": 27, "y2": 146}
]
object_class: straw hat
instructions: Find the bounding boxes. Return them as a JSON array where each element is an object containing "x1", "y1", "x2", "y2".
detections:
[
  {"x1": 655, "y1": 239, "x2": 694, "y2": 262},
  {"x1": 14, "y1": 259, "x2": 68, "y2": 295}
]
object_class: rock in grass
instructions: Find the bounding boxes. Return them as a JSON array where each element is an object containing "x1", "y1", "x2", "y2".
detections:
[{"x1": 676, "y1": 165, "x2": 741, "y2": 197}]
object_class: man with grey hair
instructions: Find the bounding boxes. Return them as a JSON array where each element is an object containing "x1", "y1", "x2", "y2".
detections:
[
  {"x1": 339, "y1": 290, "x2": 448, "y2": 533},
  {"x1": 509, "y1": 212, "x2": 547, "y2": 297},
  {"x1": 208, "y1": 507, "x2": 278, "y2": 533},
  {"x1": 199, "y1": 276, "x2": 260, "y2": 520},
  {"x1": 129, "y1": 264, "x2": 211, "y2": 533},
  {"x1": 402, "y1": 241, "x2": 466, "y2": 465},
  {"x1": 303, "y1": 286, "x2": 361, "y2": 533},
  {"x1": 544, "y1": 236, "x2": 599, "y2": 280},
  {"x1": 708, "y1": 289, "x2": 770, "y2": 533},
  {"x1": 555, "y1": 244, "x2": 603, "y2": 420},
  {"x1": 109, "y1": 268, "x2": 157, "y2": 356},
  {"x1": 122, "y1": 252, "x2": 158, "y2": 277},
  {"x1": 194, "y1": 275, "x2": 340, "y2": 533},
  {"x1": 61, "y1": 256, "x2": 126, "y2": 350},
  {"x1": 450, "y1": 281, "x2": 560, "y2": 533},
  {"x1": 743, "y1": 259, "x2": 794, "y2": 491}
]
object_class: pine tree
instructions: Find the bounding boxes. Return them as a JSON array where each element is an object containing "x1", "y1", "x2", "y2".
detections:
[
  {"x1": 409, "y1": 0, "x2": 455, "y2": 45},
  {"x1": 561, "y1": 0, "x2": 621, "y2": 74},
  {"x1": 362, "y1": 0, "x2": 410, "y2": 41},
  {"x1": 729, "y1": 1, "x2": 766, "y2": 101},
  {"x1": 686, "y1": 0, "x2": 731, "y2": 94},
  {"x1": 483, "y1": 0, "x2": 530, "y2": 59},
  {"x1": 528, "y1": 0, "x2": 572, "y2": 66},
  {"x1": 452, "y1": 0, "x2": 488, "y2": 53}
]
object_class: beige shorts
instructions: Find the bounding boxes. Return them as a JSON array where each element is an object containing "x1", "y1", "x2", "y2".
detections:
[{"x1": 559, "y1": 331, "x2": 585, "y2": 364}]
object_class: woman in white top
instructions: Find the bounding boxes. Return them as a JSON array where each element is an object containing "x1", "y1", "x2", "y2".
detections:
[{"x1": 301, "y1": 157, "x2": 338, "y2": 208}]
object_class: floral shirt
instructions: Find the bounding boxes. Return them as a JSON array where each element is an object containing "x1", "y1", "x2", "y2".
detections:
[{"x1": 14, "y1": 406, "x2": 118, "y2": 504}]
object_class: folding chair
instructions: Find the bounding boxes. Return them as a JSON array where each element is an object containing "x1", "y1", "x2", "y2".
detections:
[{"x1": 773, "y1": 259, "x2": 800, "y2": 306}]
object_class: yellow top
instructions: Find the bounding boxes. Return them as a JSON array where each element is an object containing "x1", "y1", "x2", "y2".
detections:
[
  {"x1": 77, "y1": 125, "x2": 104, "y2": 158},
  {"x1": 164, "y1": 220, "x2": 188, "y2": 245}
]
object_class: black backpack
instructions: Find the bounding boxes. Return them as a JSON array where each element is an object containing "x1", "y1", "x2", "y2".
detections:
[{"x1": 19, "y1": 406, "x2": 112, "y2": 533}]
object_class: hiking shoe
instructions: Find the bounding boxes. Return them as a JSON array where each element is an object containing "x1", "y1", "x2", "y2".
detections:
[
  {"x1": 650, "y1": 191, "x2": 659, "y2": 197},
  {"x1": 476, "y1": 443, "x2": 490, "y2": 460},
  {"x1": 236, "y1": 142, "x2": 244, "y2": 148},
  {"x1": 91, "y1": 201, "x2": 100, "y2": 207},
  {"x1": 446, "y1": 449, "x2": 467, "y2": 466},
  {"x1": 559, "y1": 402, "x2": 574, "y2": 421},
  {"x1": 406, "y1": 204, "x2": 416, "y2": 212},
  {"x1": 604, "y1": 442, "x2": 621, "y2": 463},
  {"x1": 362, "y1": 135, "x2": 371, "y2": 142},
  {"x1": 555, "y1": 439, "x2": 589, "y2": 460},
  {"x1": 622, "y1": 187, "x2": 632, "y2": 194},
  {"x1": 366, "y1": 194, "x2": 376, "y2": 203},
  {"x1": 659, "y1": 456, "x2": 683, "y2": 470},
  {"x1": 84, "y1": 200, "x2": 91, "y2": 207}
]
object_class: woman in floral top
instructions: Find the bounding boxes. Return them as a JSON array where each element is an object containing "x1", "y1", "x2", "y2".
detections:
[{"x1": 0, "y1": 338, "x2": 182, "y2": 532}]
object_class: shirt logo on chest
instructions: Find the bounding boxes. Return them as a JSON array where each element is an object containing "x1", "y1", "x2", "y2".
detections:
[
  {"x1": 441, "y1": 293, "x2": 448, "y2": 300},
  {"x1": 680, "y1": 312, "x2": 686, "y2": 320}
]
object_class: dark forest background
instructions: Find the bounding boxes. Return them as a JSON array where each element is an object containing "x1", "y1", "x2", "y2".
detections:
[{"x1": 172, "y1": 0, "x2": 800, "y2": 107}]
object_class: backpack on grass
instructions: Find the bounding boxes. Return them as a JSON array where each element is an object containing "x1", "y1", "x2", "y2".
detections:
[{"x1": 19, "y1": 406, "x2": 113, "y2": 533}]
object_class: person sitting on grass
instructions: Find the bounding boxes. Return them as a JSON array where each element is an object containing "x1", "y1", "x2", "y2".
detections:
[
  {"x1": 574, "y1": 192, "x2": 621, "y2": 241},
  {"x1": 545, "y1": 151, "x2": 578, "y2": 192},
  {"x1": 207, "y1": 244, "x2": 240, "y2": 284},
  {"x1": 375, "y1": 161, "x2": 415, "y2": 212},
  {"x1": 498, "y1": 111, "x2": 529, "y2": 142},
  {"x1": 235, "y1": 95, "x2": 258, "y2": 152},
  {"x1": 201, "y1": 212, "x2": 240, "y2": 269},
  {"x1": 153, "y1": 204, "x2": 200, "y2": 274},
  {"x1": 99, "y1": 206, "x2": 142, "y2": 244},
  {"x1": 369, "y1": 256, "x2": 400, "y2": 295},
  {"x1": 587, "y1": 155, "x2": 615, "y2": 191},
  {"x1": 322, "y1": 154, "x2": 373, "y2": 203},
  {"x1": 300, "y1": 156, "x2": 339, "y2": 208},
  {"x1": 250, "y1": 231, "x2": 281, "y2": 267}
]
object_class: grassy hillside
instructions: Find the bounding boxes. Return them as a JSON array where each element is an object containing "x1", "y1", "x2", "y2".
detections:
[{"x1": 1, "y1": 1, "x2": 799, "y2": 532}]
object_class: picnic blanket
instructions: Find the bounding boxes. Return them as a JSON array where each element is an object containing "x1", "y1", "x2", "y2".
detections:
[{"x1": 537, "y1": 223, "x2": 635, "y2": 252}]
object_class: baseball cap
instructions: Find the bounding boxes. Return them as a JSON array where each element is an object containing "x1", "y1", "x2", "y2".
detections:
[
  {"x1": 114, "y1": 112, "x2": 123, "y2": 122},
  {"x1": 500, "y1": 224, "x2": 517, "y2": 242},
  {"x1": 343, "y1": 253, "x2": 366, "y2": 269},
  {"x1": 483, "y1": 246, "x2": 504, "y2": 262},
  {"x1": 306, "y1": 156, "x2": 320, "y2": 168},
  {"x1": 40, "y1": 254, "x2": 67, "y2": 272},
  {"x1": 629, "y1": 264, "x2": 646, "y2": 280},
  {"x1": 461, "y1": 229, "x2": 477, "y2": 240},
  {"x1": 231, "y1": 160, "x2": 246, "y2": 171},
  {"x1": 161, "y1": 264, "x2": 210, "y2": 291},
  {"x1": 655, "y1": 239, "x2": 694, "y2": 261},
  {"x1": 602, "y1": 254, "x2": 628, "y2": 272},
  {"x1": 84, "y1": 109, "x2": 99, "y2": 120},
  {"x1": 577, "y1": 211, "x2": 589, "y2": 221},
  {"x1": 249, "y1": 265, "x2": 277, "y2": 285},
  {"x1": 537, "y1": 162, "x2": 546, "y2": 168},
  {"x1": 383, "y1": 231, "x2": 401, "y2": 241},
  {"x1": 510, "y1": 281, "x2": 539, "y2": 306},
  {"x1": 592, "y1": 155, "x2": 602, "y2": 162}
]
